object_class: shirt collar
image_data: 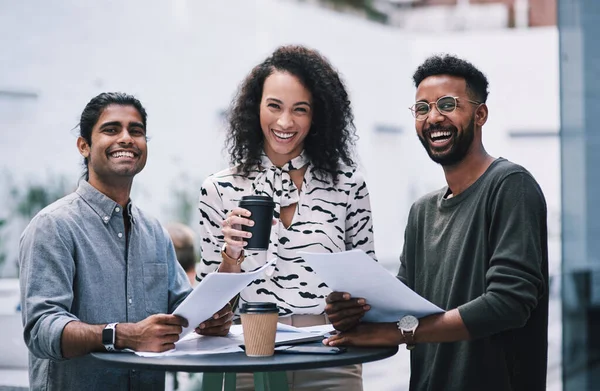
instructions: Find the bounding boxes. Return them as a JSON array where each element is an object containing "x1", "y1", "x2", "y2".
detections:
[
  {"x1": 76, "y1": 180, "x2": 136, "y2": 225},
  {"x1": 258, "y1": 150, "x2": 310, "y2": 172},
  {"x1": 253, "y1": 151, "x2": 311, "y2": 208}
]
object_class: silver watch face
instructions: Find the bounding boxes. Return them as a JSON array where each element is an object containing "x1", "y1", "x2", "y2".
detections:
[{"x1": 399, "y1": 315, "x2": 418, "y2": 330}]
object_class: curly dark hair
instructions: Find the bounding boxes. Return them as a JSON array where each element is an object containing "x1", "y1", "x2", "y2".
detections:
[
  {"x1": 412, "y1": 54, "x2": 489, "y2": 103},
  {"x1": 226, "y1": 45, "x2": 357, "y2": 180}
]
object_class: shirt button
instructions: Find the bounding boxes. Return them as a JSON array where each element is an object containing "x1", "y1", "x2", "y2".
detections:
[
  {"x1": 103, "y1": 216, "x2": 109, "y2": 222},
  {"x1": 129, "y1": 298, "x2": 132, "y2": 304},
  {"x1": 118, "y1": 233, "x2": 123, "y2": 238},
  {"x1": 115, "y1": 207, "x2": 120, "y2": 213}
]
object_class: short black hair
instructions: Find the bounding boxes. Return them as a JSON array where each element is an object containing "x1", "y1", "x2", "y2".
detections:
[
  {"x1": 78, "y1": 92, "x2": 147, "y2": 180},
  {"x1": 412, "y1": 55, "x2": 489, "y2": 103}
]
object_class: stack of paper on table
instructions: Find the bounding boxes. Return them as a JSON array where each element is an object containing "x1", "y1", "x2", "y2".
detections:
[
  {"x1": 271, "y1": 323, "x2": 334, "y2": 345},
  {"x1": 299, "y1": 249, "x2": 444, "y2": 322},
  {"x1": 133, "y1": 323, "x2": 334, "y2": 357}
]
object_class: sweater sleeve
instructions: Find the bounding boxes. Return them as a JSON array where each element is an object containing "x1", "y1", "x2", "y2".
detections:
[
  {"x1": 458, "y1": 172, "x2": 547, "y2": 339},
  {"x1": 344, "y1": 169, "x2": 377, "y2": 261},
  {"x1": 397, "y1": 203, "x2": 416, "y2": 286}
]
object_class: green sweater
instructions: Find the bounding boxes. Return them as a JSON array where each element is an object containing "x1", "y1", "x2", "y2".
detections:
[{"x1": 398, "y1": 158, "x2": 549, "y2": 391}]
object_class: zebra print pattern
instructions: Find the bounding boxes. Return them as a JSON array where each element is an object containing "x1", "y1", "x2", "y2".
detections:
[{"x1": 197, "y1": 156, "x2": 377, "y2": 316}]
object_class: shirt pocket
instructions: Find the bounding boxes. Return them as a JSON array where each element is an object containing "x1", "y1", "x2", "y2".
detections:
[{"x1": 142, "y1": 263, "x2": 168, "y2": 314}]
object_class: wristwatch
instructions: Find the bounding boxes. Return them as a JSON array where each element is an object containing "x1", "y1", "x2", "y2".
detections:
[
  {"x1": 102, "y1": 322, "x2": 119, "y2": 352},
  {"x1": 398, "y1": 315, "x2": 419, "y2": 350},
  {"x1": 221, "y1": 243, "x2": 245, "y2": 266}
]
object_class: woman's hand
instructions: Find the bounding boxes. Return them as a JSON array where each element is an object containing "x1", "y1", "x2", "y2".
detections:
[{"x1": 221, "y1": 207, "x2": 254, "y2": 259}]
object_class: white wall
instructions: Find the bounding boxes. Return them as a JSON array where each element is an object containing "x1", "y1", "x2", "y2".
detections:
[{"x1": 0, "y1": 0, "x2": 559, "y2": 274}]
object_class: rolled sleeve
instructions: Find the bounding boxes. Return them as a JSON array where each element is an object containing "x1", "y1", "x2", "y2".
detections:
[{"x1": 19, "y1": 213, "x2": 80, "y2": 360}]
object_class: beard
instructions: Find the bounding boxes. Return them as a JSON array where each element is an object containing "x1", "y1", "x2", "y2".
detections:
[{"x1": 418, "y1": 116, "x2": 475, "y2": 167}]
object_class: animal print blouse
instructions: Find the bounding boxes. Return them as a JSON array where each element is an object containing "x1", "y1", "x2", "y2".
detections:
[{"x1": 197, "y1": 151, "x2": 376, "y2": 316}]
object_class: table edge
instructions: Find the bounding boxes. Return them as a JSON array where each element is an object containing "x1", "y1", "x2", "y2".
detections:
[{"x1": 90, "y1": 345, "x2": 399, "y2": 373}]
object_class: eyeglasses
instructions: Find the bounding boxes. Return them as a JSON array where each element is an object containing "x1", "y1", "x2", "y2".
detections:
[{"x1": 409, "y1": 96, "x2": 481, "y2": 121}]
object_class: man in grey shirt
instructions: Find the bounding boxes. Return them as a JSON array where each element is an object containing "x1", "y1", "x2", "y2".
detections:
[
  {"x1": 323, "y1": 56, "x2": 548, "y2": 390},
  {"x1": 19, "y1": 92, "x2": 233, "y2": 391}
]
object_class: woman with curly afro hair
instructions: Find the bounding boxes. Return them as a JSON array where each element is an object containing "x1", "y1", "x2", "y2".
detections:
[{"x1": 197, "y1": 45, "x2": 376, "y2": 390}]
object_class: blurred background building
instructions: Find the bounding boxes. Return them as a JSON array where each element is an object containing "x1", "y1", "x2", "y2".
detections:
[
  {"x1": 558, "y1": 1, "x2": 600, "y2": 389},
  {"x1": 304, "y1": 0, "x2": 556, "y2": 29},
  {"x1": 0, "y1": 0, "x2": 597, "y2": 389}
]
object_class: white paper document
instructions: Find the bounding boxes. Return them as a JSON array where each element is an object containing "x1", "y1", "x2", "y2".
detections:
[
  {"x1": 134, "y1": 333, "x2": 245, "y2": 357},
  {"x1": 132, "y1": 323, "x2": 334, "y2": 357},
  {"x1": 173, "y1": 258, "x2": 277, "y2": 336},
  {"x1": 299, "y1": 250, "x2": 444, "y2": 322},
  {"x1": 229, "y1": 323, "x2": 333, "y2": 346}
]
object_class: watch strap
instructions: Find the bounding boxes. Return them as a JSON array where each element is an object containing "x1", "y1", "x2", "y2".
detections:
[
  {"x1": 397, "y1": 317, "x2": 418, "y2": 350},
  {"x1": 221, "y1": 244, "x2": 245, "y2": 266},
  {"x1": 403, "y1": 330, "x2": 416, "y2": 350},
  {"x1": 103, "y1": 322, "x2": 119, "y2": 352}
]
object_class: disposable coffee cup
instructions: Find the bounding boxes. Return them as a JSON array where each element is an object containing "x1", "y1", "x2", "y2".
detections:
[
  {"x1": 239, "y1": 302, "x2": 279, "y2": 357},
  {"x1": 238, "y1": 195, "x2": 275, "y2": 251}
]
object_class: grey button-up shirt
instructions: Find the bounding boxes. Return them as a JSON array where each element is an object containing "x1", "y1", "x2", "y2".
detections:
[{"x1": 19, "y1": 181, "x2": 192, "y2": 391}]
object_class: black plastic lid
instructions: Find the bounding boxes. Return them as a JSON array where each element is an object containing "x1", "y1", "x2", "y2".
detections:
[
  {"x1": 239, "y1": 195, "x2": 275, "y2": 206},
  {"x1": 239, "y1": 302, "x2": 279, "y2": 314}
]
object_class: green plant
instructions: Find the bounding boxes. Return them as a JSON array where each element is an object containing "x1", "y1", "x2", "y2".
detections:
[
  {"x1": 0, "y1": 219, "x2": 6, "y2": 270},
  {"x1": 164, "y1": 169, "x2": 204, "y2": 228},
  {"x1": 172, "y1": 187, "x2": 197, "y2": 227},
  {"x1": 0, "y1": 174, "x2": 71, "y2": 277},
  {"x1": 11, "y1": 177, "x2": 70, "y2": 220}
]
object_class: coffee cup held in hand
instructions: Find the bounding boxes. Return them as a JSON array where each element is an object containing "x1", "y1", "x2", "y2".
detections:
[
  {"x1": 238, "y1": 195, "x2": 275, "y2": 251},
  {"x1": 239, "y1": 302, "x2": 279, "y2": 357}
]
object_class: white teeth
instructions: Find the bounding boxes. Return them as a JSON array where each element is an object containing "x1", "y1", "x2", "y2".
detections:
[
  {"x1": 273, "y1": 130, "x2": 294, "y2": 139},
  {"x1": 111, "y1": 151, "x2": 134, "y2": 158},
  {"x1": 430, "y1": 131, "x2": 452, "y2": 139}
]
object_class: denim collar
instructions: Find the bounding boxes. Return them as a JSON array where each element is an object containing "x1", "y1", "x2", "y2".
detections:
[{"x1": 76, "y1": 180, "x2": 136, "y2": 225}]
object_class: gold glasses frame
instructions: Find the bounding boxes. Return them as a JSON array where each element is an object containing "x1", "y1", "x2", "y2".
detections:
[{"x1": 409, "y1": 96, "x2": 481, "y2": 121}]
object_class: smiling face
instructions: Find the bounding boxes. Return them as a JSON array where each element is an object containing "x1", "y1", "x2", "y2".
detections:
[
  {"x1": 259, "y1": 71, "x2": 313, "y2": 167},
  {"x1": 77, "y1": 104, "x2": 147, "y2": 189},
  {"x1": 415, "y1": 75, "x2": 482, "y2": 167}
]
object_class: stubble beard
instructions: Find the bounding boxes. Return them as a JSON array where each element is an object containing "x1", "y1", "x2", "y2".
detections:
[{"x1": 418, "y1": 116, "x2": 475, "y2": 167}]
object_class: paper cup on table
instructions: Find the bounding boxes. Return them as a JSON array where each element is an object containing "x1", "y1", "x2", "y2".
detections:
[{"x1": 239, "y1": 302, "x2": 279, "y2": 357}]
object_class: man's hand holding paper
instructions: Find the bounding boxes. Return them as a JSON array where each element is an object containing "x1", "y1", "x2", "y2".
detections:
[
  {"x1": 194, "y1": 302, "x2": 234, "y2": 337},
  {"x1": 173, "y1": 259, "x2": 277, "y2": 337},
  {"x1": 299, "y1": 250, "x2": 444, "y2": 329},
  {"x1": 324, "y1": 292, "x2": 370, "y2": 331}
]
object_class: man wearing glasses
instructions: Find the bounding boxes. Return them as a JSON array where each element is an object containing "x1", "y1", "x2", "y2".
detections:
[{"x1": 324, "y1": 55, "x2": 549, "y2": 391}]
